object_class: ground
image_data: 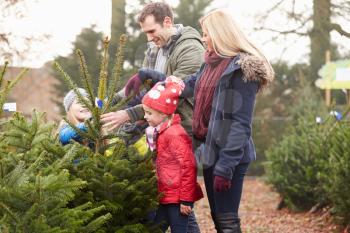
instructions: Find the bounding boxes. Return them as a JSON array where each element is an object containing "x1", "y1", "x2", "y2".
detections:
[{"x1": 195, "y1": 177, "x2": 344, "y2": 233}]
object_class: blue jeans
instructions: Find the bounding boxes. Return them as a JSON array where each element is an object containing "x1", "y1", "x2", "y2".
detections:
[
  {"x1": 203, "y1": 163, "x2": 249, "y2": 216},
  {"x1": 187, "y1": 210, "x2": 201, "y2": 233},
  {"x1": 154, "y1": 203, "x2": 194, "y2": 233},
  {"x1": 149, "y1": 208, "x2": 200, "y2": 233}
]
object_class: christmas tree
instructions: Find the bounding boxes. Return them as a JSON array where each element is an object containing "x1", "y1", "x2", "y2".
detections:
[
  {"x1": 0, "y1": 63, "x2": 111, "y2": 232},
  {"x1": 53, "y1": 35, "x2": 159, "y2": 232},
  {"x1": 0, "y1": 62, "x2": 28, "y2": 118},
  {"x1": 0, "y1": 35, "x2": 159, "y2": 232}
]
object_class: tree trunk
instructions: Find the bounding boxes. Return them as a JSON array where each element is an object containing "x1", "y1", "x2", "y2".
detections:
[{"x1": 309, "y1": 0, "x2": 331, "y2": 81}]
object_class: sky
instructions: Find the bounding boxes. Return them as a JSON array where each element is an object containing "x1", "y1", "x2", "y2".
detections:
[{"x1": 2, "y1": 0, "x2": 350, "y2": 68}]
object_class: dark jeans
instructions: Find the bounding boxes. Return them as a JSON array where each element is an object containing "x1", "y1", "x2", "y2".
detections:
[
  {"x1": 187, "y1": 210, "x2": 201, "y2": 233},
  {"x1": 154, "y1": 203, "x2": 193, "y2": 233},
  {"x1": 149, "y1": 209, "x2": 200, "y2": 233},
  {"x1": 203, "y1": 163, "x2": 249, "y2": 215}
]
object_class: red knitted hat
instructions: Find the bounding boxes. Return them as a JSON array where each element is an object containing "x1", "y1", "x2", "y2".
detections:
[{"x1": 142, "y1": 81, "x2": 183, "y2": 115}]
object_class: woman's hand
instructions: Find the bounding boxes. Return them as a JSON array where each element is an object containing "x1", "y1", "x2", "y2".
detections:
[
  {"x1": 180, "y1": 204, "x2": 192, "y2": 215},
  {"x1": 214, "y1": 175, "x2": 232, "y2": 192}
]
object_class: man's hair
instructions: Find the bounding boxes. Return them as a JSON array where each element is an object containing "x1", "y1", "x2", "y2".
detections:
[{"x1": 138, "y1": 2, "x2": 173, "y2": 24}]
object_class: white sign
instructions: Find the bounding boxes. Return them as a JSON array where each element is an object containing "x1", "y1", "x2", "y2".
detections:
[
  {"x1": 3, "y1": 102, "x2": 16, "y2": 112},
  {"x1": 335, "y1": 68, "x2": 350, "y2": 81}
]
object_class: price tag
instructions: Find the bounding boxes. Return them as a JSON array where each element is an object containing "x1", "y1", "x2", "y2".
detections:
[{"x1": 3, "y1": 102, "x2": 16, "y2": 112}]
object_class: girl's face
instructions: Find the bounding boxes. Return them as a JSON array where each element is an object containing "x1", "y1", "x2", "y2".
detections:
[
  {"x1": 67, "y1": 98, "x2": 91, "y2": 124},
  {"x1": 201, "y1": 27, "x2": 214, "y2": 52},
  {"x1": 143, "y1": 104, "x2": 168, "y2": 127}
]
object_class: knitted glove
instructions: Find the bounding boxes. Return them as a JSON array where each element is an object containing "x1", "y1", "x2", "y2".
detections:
[
  {"x1": 138, "y1": 68, "x2": 166, "y2": 84},
  {"x1": 214, "y1": 175, "x2": 231, "y2": 192},
  {"x1": 124, "y1": 73, "x2": 142, "y2": 97},
  {"x1": 125, "y1": 69, "x2": 166, "y2": 97}
]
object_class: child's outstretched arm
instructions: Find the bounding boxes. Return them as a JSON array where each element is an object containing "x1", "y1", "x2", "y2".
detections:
[{"x1": 59, "y1": 122, "x2": 87, "y2": 145}]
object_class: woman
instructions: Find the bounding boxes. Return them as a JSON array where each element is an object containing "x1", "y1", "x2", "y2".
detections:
[{"x1": 179, "y1": 9, "x2": 274, "y2": 232}]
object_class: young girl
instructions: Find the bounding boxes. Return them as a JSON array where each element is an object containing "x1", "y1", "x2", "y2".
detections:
[
  {"x1": 142, "y1": 80, "x2": 203, "y2": 233},
  {"x1": 59, "y1": 88, "x2": 91, "y2": 146}
]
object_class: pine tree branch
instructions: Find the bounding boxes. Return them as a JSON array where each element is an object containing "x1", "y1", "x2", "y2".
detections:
[
  {"x1": 76, "y1": 49, "x2": 95, "y2": 108},
  {"x1": 0, "y1": 202, "x2": 19, "y2": 223},
  {"x1": 53, "y1": 62, "x2": 92, "y2": 111},
  {"x1": 0, "y1": 61, "x2": 8, "y2": 87},
  {"x1": 97, "y1": 37, "x2": 109, "y2": 101},
  {"x1": 104, "y1": 34, "x2": 127, "y2": 113}
]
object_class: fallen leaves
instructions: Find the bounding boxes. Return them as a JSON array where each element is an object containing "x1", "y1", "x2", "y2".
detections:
[{"x1": 194, "y1": 177, "x2": 344, "y2": 233}]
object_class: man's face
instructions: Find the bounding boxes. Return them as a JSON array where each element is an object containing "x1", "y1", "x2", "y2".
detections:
[{"x1": 140, "y1": 15, "x2": 172, "y2": 48}]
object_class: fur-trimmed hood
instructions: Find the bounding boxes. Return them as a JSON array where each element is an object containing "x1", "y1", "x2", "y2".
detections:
[{"x1": 236, "y1": 52, "x2": 274, "y2": 91}]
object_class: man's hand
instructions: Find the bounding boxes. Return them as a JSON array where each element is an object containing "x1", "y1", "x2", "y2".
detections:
[
  {"x1": 101, "y1": 110, "x2": 130, "y2": 131},
  {"x1": 214, "y1": 175, "x2": 232, "y2": 192},
  {"x1": 124, "y1": 73, "x2": 142, "y2": 97},
  {"x1": 180, "y1": 204, "x2": 192, "y2": 215}
]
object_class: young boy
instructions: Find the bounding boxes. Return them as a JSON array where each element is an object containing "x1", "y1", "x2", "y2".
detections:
[{"x1": 142, "y1": 80, "x2": 203, "y2": 233}]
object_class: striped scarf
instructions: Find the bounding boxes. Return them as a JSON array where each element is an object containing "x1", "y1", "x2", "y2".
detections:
[
  {"x1": 145, "y1": 126, "x2": 159, "y2": 151},
  {"x1": 193, "y1": 51, "x2": 232, "y2": 140}
]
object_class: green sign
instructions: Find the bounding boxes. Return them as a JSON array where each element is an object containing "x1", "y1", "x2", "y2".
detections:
[{"x1": 315, "y1": 59, "x2": 350, "y2": 89}]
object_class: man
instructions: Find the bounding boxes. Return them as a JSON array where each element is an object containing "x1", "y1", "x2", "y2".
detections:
[
  {"x1": 101, "y1": 3, "x2": 204, "y2": 232},
  {"x1": 101, "y1": 2, "x2": 204, "y2": 136}
]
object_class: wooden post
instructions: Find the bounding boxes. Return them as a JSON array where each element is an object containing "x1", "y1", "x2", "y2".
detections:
[{"x1": 325, "y1": 50, "x2": 331, "y2": 106}]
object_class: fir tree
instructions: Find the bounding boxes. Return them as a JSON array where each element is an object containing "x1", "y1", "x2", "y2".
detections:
[
  {"x1": 54, "y1": 35, "x2": 159, "y2": 232},
  {"x1": 0, "y1": 110, "x2": 111, "y2": 232},
  {"x1": 0, "y1": 62, "x2": 28, "y2": 118}
]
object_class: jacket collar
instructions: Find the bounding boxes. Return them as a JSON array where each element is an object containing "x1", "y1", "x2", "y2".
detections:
[
  {"x1": 158, "y1": 114, "x2": 181, "y2": 134},
  {"x1": 221, "y1": 52, "x2": 274, "y2": 91}
]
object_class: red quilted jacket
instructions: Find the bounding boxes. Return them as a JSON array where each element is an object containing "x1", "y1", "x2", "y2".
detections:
[{"x1": 155, "y1": 114, "x2": 203, "y2": 204}]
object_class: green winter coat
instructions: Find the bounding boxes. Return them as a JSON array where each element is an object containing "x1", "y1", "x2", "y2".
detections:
[{"x1": 126, "y1": 26, "x2": 204, "y2": 136}]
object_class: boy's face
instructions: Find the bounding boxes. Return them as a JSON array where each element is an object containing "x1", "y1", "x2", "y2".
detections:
[
  {"x1": 143, "y1": 104, "x2": 167, "y2": 127},
  {"x1": 68, "y1": 99, "x2": 91, "y2": 123},
  {"x1": 140, "y1": 15, "x2": 173, "y2": 48}
]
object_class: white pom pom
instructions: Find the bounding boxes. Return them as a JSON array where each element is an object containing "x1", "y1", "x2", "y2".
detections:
[
  {"x1": 148, "y1": 90, "x2": 161, "y2": 99},
  {"x1": 173, "y1": 100, "x2": 177, "y2": 105},
  {"x1": 166, "y1": 98, "x2": 171, "y2": 103},
  {"x1": 157, "y1": 85, "x2": 165, "y2": 91},
  {"x1": 171, "y1": 88, "x2": 177, "y2": 93}
]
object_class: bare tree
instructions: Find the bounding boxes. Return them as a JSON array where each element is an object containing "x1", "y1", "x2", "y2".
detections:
[
  {"x1": 255, "y1": 0, "x2": 350, "y2": 80},
  {"x1": 0, "y1": 0, "x2": 50, "y2": 65}
]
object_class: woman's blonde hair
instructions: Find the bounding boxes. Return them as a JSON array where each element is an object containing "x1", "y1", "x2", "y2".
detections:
[{"x1": 200, "y1": 9, "x2": 274, "y2": 75}]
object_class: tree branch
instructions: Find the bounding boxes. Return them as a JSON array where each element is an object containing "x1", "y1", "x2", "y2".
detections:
[
  {"x1": 260, "y1": 27, "x2": 308, "y2": 36},
  {"x1": 330, "y1": 23, "x2": 350, "y2": 38},
  {"x1": 255, "y1": 15, "x2": 311, "y2": 36}
]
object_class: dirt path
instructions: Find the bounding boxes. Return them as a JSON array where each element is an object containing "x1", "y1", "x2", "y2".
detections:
[{"x1": 194, "y1": 177, "x2": 344, "y2": 233}]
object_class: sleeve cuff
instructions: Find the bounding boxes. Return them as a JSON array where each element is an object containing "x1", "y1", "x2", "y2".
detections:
[
  {"x1": 180, "y1": 201, "x2": 193, "y2": 206},
  {"x1": 213, "y1": 164, "x2": 233, "y2": 180},
  {"x1": 125, "y1": 104, "x2": 145, "y2": 122}
]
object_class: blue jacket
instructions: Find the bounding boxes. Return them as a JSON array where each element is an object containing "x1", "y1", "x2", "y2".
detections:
[
  {"x1": 59, "y1": 122, "x2": 87, "y2": 145},
  {"x1": 182, "y1": 53, "x2": 273, "y2": 180}
]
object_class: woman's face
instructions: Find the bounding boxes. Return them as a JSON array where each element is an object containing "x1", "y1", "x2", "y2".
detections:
[
  {"x1": 68, "y1": 98, "x2": 91, "y2": 124},
  {"x1": 201, "y1": 27, "x2": 214, "y2": 52}
]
